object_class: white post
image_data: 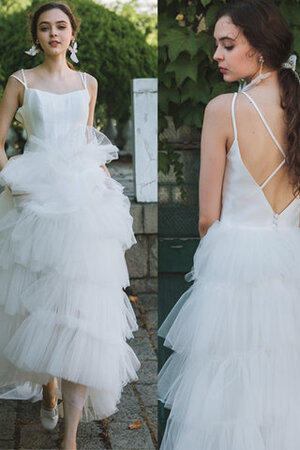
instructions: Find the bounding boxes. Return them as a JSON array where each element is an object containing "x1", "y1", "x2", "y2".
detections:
[{"x1": 131, "y1": 78, "x2": 158, "y2": 203}]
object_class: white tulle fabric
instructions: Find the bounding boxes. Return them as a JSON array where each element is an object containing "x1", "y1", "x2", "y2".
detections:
[
  {"x1": 158, "y1": 93, "x2": 300, "y2": 449},
  {"x1": 0, "y1": 77, "x2": 139, "y2": 421}
]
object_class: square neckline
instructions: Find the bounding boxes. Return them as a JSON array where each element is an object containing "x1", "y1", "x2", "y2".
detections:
[
  {"x1": 15, "y1": 86, "x2": 90, "y2": 116},
  {"x1": 14, "y1": 69, "x2": 91, "y2": 113},
  {"x1": 11, "y1": 68, "x2": 90, "y2": 101},
  {"x1": 26, "y1": 86, "x2": 88, "y2": 96}
]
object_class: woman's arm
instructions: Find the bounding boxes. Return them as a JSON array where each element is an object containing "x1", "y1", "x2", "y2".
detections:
[
  {"x1": 86, "y1": 74, "x2": 111, "y2": 178},
  {"x1": 198, "y1": 94, "x2": 232, "y2": 238},
  {"x1": 0, "y1": 76, "x2": 23, "y2": 170}
]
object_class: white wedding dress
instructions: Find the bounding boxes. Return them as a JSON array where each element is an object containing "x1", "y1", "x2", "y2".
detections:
[
  {"x1": 0, "y1": 69, "x2": 140, "y2": 420},
  {"x1": 158, "y1": 91, "x2": 300, "y2": 449}
]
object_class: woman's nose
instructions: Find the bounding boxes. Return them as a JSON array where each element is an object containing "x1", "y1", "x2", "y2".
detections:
[
  {"x1": 50, "y1": 28, "x2": 58, "y2": 37},
  {"x1": 213, "y1": 46, "x2": 223, "y2": 61}
]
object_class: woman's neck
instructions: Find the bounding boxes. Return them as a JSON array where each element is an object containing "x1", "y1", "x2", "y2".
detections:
[
  {"x1": 241, "y1": 69, "x2": 278, "y2": 92},
  {"x1": 40, "y1": 56, "x2": 71, "y2": 76}
]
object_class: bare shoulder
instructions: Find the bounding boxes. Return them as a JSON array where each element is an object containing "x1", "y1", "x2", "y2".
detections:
[
  {"x1": 86, "y1": 73, "x2": 98, "y2": 91},
  {"x1": 7, "y1": 70, "x2": 25, "y2": 95},
  {"x1": 9, "y1": 69, "x2": 24, "y2": 84},
  {"x1": 11, "y1": 69, "x2": 23, "y2": 78},
  {"x1": 12, "y1": 67, "x2": 38, "y2": 78},
  {"x1": 205, "y1": 93, "x2": 234, "y2": 117},
  {"x1": 203, "y1": 93, "x2": 235, "y2": 139}
]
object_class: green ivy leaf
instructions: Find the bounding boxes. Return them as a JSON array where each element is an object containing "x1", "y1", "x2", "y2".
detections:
[
  {"x1": 179, "y1": 104, "x2": 204, "y2": 128},
  {"x1": 166, "y1": 54, "x2": 198, "y2": 85},
  {"x1": 158, "y1": 115, "x2": 168, "y2": 134},
  {"x1": 160, "y1": 71, "x2": 173, "y2": 88},
  {"x1": 279, "y1": 3, "x2": 300, "y2": 25},
  {"x1": 181, "y1": 79, "x2": 210, "y2": 104},
  {"x1": 158, "y1": 152, "x2": 170, "y2": 174},
  {"x1": 292, "y1": 30, "x2": 300, "y2": 56},
  {"x1": 196, "y1": 32, "x2": 213, "y2": 59},
  {"x1": 159, "y1": 85, "x2": 181, "y2": 113},
  {"x1": 211, "y1": 81, "x2": 229, "y2": 97},
  {"x1": 160, "y1": 28, "x2": 199, "y2": 62},
  {"x1": 205, "y1": 2, "x2": 222, "y2": 28},
  {"x1": 200, "y1": 0, "x2": 211, "y2": 6}
]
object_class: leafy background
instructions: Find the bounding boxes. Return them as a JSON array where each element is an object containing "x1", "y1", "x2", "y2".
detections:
[{"x1": 158, "y1": 0, "x2": 300, "y2": 186}]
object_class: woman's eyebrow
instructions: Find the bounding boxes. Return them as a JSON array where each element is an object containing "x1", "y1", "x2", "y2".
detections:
[
  {"x1": 38, "y1": 20, "x2": 68, "y2": 25},
  {"x1": 214, "y1": 36, "x2": 235, "y2": 42}
]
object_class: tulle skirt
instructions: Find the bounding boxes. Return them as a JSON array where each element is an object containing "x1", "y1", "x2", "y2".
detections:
[
  {"x1": 158, "y1": 220, "x2": 300, "y2": 449},
  {"x1": 0, "y1": 126, "x2": 140, "y2": 421}
]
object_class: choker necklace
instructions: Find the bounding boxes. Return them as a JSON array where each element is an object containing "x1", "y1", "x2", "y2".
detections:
[{"x1": 238, "y1": 72, "x2": 271, "y2": 92}]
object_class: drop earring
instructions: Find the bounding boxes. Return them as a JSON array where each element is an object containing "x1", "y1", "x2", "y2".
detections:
[
  {"x1": 68, "y1": 40, "x2": 79, "y2": 63},
  {"x1": 25, "y1": 40, "x2": 40, "y2": 56},
  {"x1": 258, "y1": 55, "x2": 264, "y2": 75},
  {"x1": 239, "y1": 55, "x2": 271, "y2": 92}
]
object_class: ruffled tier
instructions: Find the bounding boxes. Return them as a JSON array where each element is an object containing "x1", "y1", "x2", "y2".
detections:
[
  {"x1": 158, "y1": 220, "x2": 300, "y2": 449},
  {"x1": 0, "y1": 126, "x2": 139, "y2": 420}
]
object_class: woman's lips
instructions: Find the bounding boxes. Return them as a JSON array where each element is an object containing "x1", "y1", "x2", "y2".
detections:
[
  {"x1": 219, "y1": 68, "x2": 228, "y2": 73},
  {"x1": 50, "y1": 41, "x2": 60, "y2": 47}
]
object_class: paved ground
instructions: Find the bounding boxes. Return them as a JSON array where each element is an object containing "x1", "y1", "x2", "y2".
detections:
[{"x1": 0, "y1": 293, "x2": 157, "y2": 450}]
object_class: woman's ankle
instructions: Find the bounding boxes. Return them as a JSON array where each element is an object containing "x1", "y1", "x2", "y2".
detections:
[
  {"x1": 61, "y1": 438, "x2": 76, "y2": 449},
  {"x1": 42, "y1": 382, "x2": 56, "y2": 409}
]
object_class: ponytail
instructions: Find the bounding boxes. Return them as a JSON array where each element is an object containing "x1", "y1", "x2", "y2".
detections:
[{"x1": 278, "y1": 67, "x2": 300, "y2": 195}]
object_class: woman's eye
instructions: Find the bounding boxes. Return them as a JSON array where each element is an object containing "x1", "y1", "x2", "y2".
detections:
[
  {"x1": 40, "y1": 27, "x2": 48, "y2": 31},
  {"x1": 225, "y1": 46, "x2": 234, "y2": 50},
  {"x1": 58, "y1": 26, "x2": 66, "y2": 29}
]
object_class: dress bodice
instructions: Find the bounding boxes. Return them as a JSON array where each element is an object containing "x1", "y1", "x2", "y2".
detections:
[
  {"x1": 220, "y1": 92, "x2": 300, "y2": 229},
  {"x1": 11, "y1": 69, "x2": 90, "y2": 141}
]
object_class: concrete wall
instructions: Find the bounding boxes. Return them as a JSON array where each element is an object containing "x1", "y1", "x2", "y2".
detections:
[{"x1": 126, "y1": 202, "x2": 157, "y2": 294}]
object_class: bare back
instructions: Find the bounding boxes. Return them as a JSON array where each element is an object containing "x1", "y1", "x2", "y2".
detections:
[{"x1": 234, "y1": 89, "x2": 295, "y2": 215}]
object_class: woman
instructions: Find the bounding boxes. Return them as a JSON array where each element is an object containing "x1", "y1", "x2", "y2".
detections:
[
  {"x1": 0, "y1": 2, "x2": 140, "y2": 449},
  {"x1": 158, "y1": 0, "x2": 300, "y2": 448}
]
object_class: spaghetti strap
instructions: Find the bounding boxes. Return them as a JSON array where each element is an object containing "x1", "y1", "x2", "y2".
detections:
[
  {"x1": 241, "y1": 91, "x2": 285, "y2": 157},
  {"x1": 260, "y1": 159, "x2": 286, "y2": 189},
  {"x1": 231, "y1": 93, "x2": 238, "y2": 141},
  {"x1": 21, "y1": 69, "x2": 27, "y2": 88},
  {"x1": 238, "y1": 91, "x2": 287, "y2": 190},
  {"x1": 79, "y1": 72, "x2": 87, "y2": 89},
  {"x1": 10, "y1": 68, "x2": 27, "y2": 89}
]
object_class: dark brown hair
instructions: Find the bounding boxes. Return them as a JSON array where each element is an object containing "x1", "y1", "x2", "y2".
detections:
[
  {"x1": 216, "y1": 0, "x2": 300, "y2": 195},
  {"x1": 28, "y1": 1, "x2": 81, "y2": 70}
]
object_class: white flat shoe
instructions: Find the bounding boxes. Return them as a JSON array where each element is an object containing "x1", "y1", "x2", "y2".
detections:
[{"x1": 40, "y1": 402, "x2": 59, "y2": 431}]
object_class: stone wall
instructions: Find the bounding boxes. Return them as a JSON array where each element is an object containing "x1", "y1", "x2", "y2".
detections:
[{"x1": 126, "y1": 202, "x2": 157, "y2": 294}]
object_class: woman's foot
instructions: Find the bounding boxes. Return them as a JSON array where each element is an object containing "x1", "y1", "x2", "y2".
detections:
[
  {"x1": 40, "y1": 378, "x2": 58, "y2": 431},
  {"x1": 40, "y1": 402, "x2": 59, "y2": 431}
]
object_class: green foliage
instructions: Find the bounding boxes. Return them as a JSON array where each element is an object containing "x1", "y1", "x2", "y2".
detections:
[
  {"x1": 0, "y1": 0, "x2": 157, "y2": 124},
  {"x1": 110, "y1": 0, "x2": 157, "y2": 47},
  {"x1": 0, "y1": 0, "x2": 31, "y2": 15},
  {"x1": 159, "y1": 139, "x2": 186, "y2": 201},
  {"x1": 158, "y1": 0, "x2": 300, "y2": 188}
]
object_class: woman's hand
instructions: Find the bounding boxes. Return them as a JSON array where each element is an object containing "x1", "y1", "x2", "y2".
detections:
[
  {"x1": 0, "y1": 147, "x2": 8, "y2": 171},
  {"x1": 100, "y1": 164, "x2": 111, "y2": 178}
]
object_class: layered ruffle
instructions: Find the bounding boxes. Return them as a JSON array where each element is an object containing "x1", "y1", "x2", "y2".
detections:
[
  {"x1": 0, "y1": 126, "x2": 139, "y2": 420},
  {"x1": 158, "y1": 220, "x2": 300, "y2": 449}
]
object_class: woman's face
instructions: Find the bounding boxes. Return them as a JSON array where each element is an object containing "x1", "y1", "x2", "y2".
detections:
[
  {"x1": 36, "y1": 8, "x2": 74, "y2": 58},
  {"x1": 213, "y1": 15, "x2": 260, "y2": 82}
]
